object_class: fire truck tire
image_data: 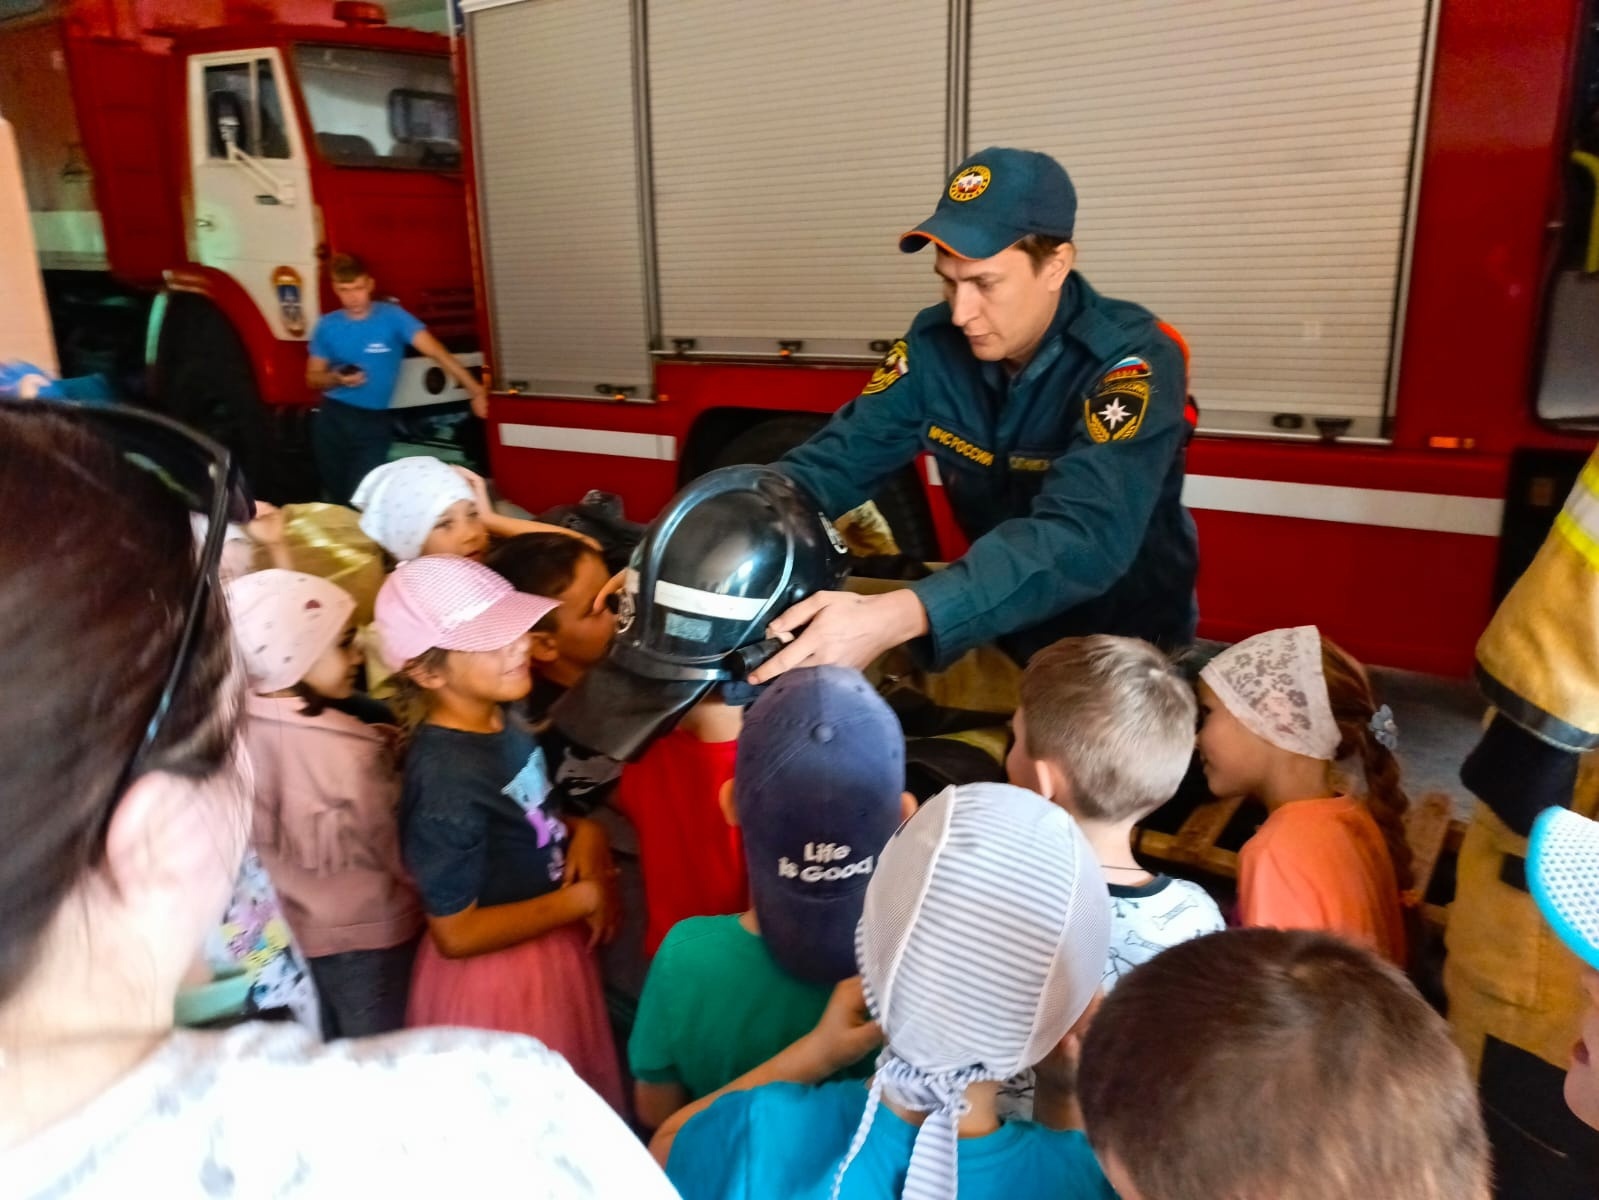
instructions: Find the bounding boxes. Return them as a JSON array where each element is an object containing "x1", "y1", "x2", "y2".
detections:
[
  {"x1": 706, "y1": 416, "x2": 938, "y2": 562},
  {"x1": 158, "y1": 299, "x2": 313, "y2": 504}
]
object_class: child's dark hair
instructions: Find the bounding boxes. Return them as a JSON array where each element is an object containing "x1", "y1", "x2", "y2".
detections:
[
  {"x1": 1079, "y1": 928, "x2": 1490, "y2": 1200},
  {"x1": 291, "y1": 681, "x2": 330, "y2": 717},
  {"x1": 484, "y1": 532, "x2": 601, "y2": 617},
  {"x1": 329, "y1": 252, "x2": 368, "y2": 283},
  {"x1": 1321, "y1": 637, "x2": 1413, "y2": 892}
]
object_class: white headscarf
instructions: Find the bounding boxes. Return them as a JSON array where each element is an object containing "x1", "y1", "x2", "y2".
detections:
[
  {"x1": 835, "y1": 782, "x2": 1110, "y2": 1200},
  {"x1": 351, "y1": 457, "x2": 476, "y2": 561},
  {"x1": 1200, "y1": 625, "x2": 1341, "y2": 760}
]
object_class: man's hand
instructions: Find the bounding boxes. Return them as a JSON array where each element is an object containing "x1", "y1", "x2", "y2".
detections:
[
  {"x1": 746, "y1": 589, "x2": 928, "y2": 684},
  {"x1": 468, "y1": 383, "x2": 488, "y2": 421}
]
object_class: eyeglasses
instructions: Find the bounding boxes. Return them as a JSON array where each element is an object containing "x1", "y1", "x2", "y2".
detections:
[{"x1": 13, "y1": 399, "x2": 254, "y2": 795}]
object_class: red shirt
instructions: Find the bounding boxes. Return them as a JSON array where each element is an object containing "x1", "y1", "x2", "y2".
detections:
[{"x1": 616, "y1": 729, "x2": 747, "y2": 956}]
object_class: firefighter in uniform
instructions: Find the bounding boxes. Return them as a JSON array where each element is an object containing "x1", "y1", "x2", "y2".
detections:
[
  {"x1": 751, "y1": 147, "x2": 1199, "y2": 683},
  {"x1": 1446, "y1": 445, "x2": 1599, "y2": 1199}
]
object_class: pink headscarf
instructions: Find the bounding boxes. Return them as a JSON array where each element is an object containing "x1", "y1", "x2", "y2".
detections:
[{"x1": 226, "y1": 569, "x2": 356, "y2": 694}]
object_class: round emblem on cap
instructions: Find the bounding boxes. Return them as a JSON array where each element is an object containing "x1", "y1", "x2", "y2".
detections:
[{"x1": 949, "y1": 165, "x2": 991, "y2": 202}]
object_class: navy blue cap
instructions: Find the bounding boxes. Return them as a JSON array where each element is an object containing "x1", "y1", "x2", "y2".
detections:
[
  {"x1": 736, "y1": 666, "x2": 906, "y2": 985},
  {"x1": 900, "y1": 147, "x2": 1077, "y2": 259}
]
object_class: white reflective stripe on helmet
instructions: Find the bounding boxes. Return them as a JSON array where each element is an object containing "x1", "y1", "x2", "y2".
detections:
[{"x1": 652, "y1": 578, "x2": 771, "y2": 621}]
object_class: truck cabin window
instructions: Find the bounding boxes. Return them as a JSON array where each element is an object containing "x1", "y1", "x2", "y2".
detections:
[
  {"x1": 293, "y1": 46, "x2": 461, "y2": 169},
  {"x1": 203, "y1": 59, "x2": 290, "y2": 160}
]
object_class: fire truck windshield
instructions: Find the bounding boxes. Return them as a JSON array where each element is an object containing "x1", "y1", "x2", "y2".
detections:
[{"x1": 292, "y1": 45, "x2": 459, "y2": 170}]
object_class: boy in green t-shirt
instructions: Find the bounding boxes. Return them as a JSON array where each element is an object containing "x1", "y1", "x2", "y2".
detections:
[{"x1": 628, "y1": 666, "x2": 914, "y2": 1130}]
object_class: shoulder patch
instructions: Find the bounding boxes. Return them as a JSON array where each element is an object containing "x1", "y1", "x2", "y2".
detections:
[
  {"x1": 861, "y1": 339, "x2": 910, "y2": 396},
  {"x1": 1085, "y1": 359, "x2": 1153, "y2": 443},
  {"x1": 1102, "y1": 356, "x2": 1150, "y2": 383}
]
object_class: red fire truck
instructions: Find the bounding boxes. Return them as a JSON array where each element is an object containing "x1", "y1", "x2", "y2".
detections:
[
  {"x1": 467, "y1": 0, "x2": 1593, "y2": 679},
  {"x1": 0, "y1": 0, "x2": 478, "y2": 497}
]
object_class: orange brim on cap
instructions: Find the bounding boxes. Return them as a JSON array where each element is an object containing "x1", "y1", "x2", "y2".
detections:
[{"x1": 898, "y1": 228, "x2": 977, "y2": 259}]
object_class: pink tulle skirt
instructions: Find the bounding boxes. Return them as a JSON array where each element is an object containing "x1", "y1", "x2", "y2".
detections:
[{"x1": 406, "y1": 921, "x2": 625, "y2": 1115}]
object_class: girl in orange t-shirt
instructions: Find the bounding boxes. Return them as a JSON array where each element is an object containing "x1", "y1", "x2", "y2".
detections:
[{"x1": 1195, "y1": 626, "x2": 1411, "y2": 966}]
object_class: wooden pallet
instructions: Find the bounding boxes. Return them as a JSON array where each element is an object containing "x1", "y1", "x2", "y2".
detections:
[{"x1": 1134, "y1": 792, "x2": 1464, "y2": 929}]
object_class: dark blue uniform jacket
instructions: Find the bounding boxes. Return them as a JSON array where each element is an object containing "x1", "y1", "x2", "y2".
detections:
[{"x1": 781, "y1": 272, "x2": 1199, "y2": 666}]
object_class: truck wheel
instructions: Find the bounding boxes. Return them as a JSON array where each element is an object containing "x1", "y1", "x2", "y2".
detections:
[
  {"x1": 158, "y1": 299, "x2": 315, "y2": 503},
  {"x1": 706, "y1": 416, "x2": 939, "y2": 562}
]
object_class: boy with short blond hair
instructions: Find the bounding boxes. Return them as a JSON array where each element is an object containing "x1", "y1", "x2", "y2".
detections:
[{"x1": 1009, "y1": 634, "x2": 1223, "y2": 988}]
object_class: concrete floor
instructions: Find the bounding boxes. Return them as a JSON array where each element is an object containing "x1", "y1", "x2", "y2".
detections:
[{"x1": 1369, "y1": 664, "x2": 1486, "y2": 819}]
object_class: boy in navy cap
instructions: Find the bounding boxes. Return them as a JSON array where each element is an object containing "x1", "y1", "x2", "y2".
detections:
[{"x1": 628, "y1": 666, "x2": 914, "y2": 1130}]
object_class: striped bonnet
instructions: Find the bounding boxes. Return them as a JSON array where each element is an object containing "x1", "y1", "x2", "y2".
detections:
[{"x1": 834, "y1": 781, "x2": 1111, "y2": 1200}]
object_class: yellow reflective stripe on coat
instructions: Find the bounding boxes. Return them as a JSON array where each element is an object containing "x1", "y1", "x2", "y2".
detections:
[
  {"x1": 1554, "y1": 457, "x2": 1599, "y2": 570},
  {"x1": 1476, "y1": 445, "x2": 1599, "y2": 749}
]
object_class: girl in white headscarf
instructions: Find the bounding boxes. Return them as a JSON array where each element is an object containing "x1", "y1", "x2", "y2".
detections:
[
  {"x1": 352, "y1": 457, "x2": 591, "y2": 563},
  {"x1": 1196, "y1": 625, "x2": 1411, "y2": 966}
]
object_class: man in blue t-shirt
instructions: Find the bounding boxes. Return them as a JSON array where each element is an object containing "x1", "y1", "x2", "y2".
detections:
[{"x1": 306, "y1": 253, "x2": 487, "y2": 503}]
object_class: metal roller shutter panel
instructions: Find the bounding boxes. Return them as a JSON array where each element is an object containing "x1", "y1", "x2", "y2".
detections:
[
  {"x1": 968, "y1": 0, "x2": 1434, "y2": 438},
  {"x1": 647, "y1": 0, "x2": 948, "y2": 358},
  {"x1": 467, "y1": 0, "x2": 651, "y2": 396}
]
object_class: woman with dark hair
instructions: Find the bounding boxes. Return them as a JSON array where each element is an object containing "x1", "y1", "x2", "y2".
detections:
[{"x1": 0, "y1": 402, "x2": 676, "y2": 1197}]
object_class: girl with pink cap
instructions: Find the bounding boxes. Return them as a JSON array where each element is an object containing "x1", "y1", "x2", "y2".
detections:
[
  {"x1": 1196, "y1": 626, "x2": 1412, "y2": 966},
  {"x1": 375, "y1": 555, "x2": 625, "y2": 1112},
  {"x1": 227, "y1": 568, "x2": 423, "y2": 1037}
]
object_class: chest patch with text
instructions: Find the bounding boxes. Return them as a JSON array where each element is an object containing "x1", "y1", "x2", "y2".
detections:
[
  {"x1": 926, "y1": 424, "x2": 994, "y2": 467},
  {"x1": 1008, "y1": 454, "x2": 1054, "y2": 472}
]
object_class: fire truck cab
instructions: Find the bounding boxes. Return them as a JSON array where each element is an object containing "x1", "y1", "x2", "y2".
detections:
[{"x1": 1, "y1": 0, "x2": 479, "y2": 498}]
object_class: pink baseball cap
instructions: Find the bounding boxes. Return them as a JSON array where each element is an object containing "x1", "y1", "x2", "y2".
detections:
[{"x1": 374, "y1": 555, "x2": 559, "y2": 668}]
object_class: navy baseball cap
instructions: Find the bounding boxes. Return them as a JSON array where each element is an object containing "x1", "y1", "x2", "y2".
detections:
[
  {"x1": 900, "y1": 147, "x2": 1077, "y2": 260},
  {"x1": 736, "y1": 666, "x2": 907, "y2": 985}
]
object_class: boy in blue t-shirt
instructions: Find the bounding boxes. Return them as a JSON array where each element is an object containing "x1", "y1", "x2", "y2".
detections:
[
  {"x1": 306, "y1": 253, "x2": 486, "y2": 503},
  {"x1": 661, "y1": 782, "x2": 1117, "y2": 1200}
]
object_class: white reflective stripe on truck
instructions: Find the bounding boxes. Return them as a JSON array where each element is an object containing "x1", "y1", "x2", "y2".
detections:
[
  {"x1": 498, "y1": 422, "x2": 678, "y2": 461},
  {"x1": 1180, "y1": 476, "x2": 1502, "y2": 536}
]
